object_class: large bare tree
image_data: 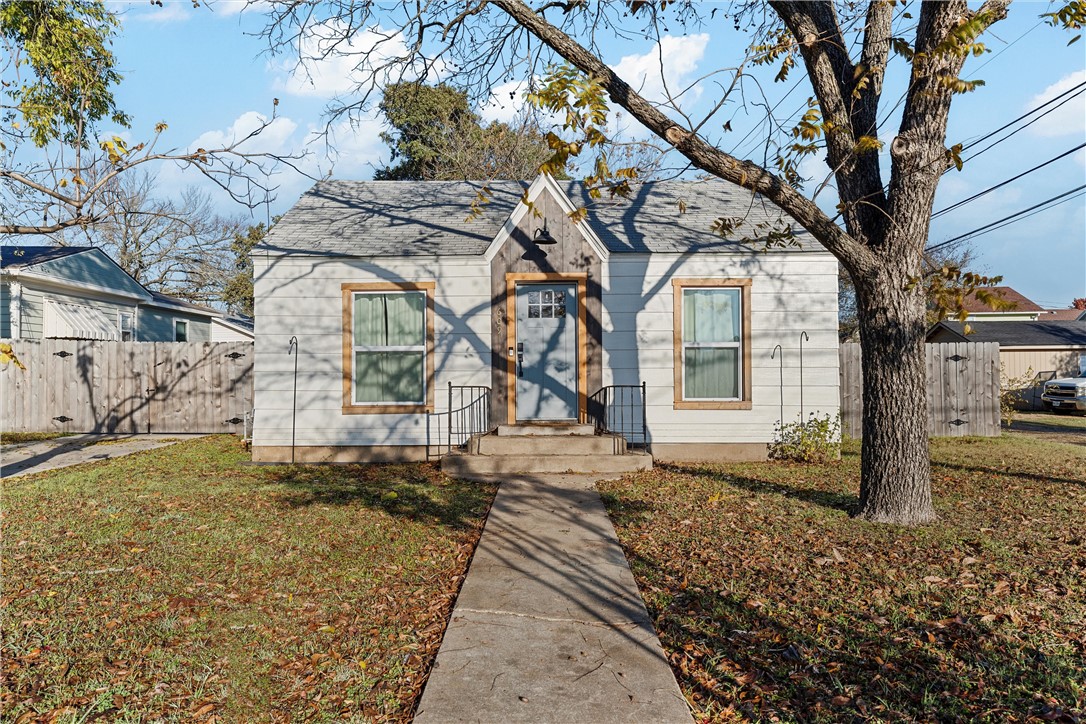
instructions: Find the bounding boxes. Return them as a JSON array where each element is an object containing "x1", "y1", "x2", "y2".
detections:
[
  {"x1": 74, "y1": 171, "x2": 243, "y2": 305},
  {"x1": 257, "y1": 0, "x2": 1082, "y2": 524}
]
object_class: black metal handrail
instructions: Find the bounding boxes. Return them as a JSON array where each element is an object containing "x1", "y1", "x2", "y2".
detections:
[
  {"x1": 427, "y1": 383, "x2": 491, "y2": 459},
  {"x1": 587, "y1": 382, "x2": 648, "y2": 450}
]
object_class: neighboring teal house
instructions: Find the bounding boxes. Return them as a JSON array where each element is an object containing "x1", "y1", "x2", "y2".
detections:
[{"x1": 0, "y1": 246, "x2": 251, "y2": 342}]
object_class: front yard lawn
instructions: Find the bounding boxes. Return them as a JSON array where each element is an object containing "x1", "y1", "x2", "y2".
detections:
[
  {"x1": 600, "y1": 435, "x2": 1085, "y2": 722},
  {"x1": 1, "y1": 432, "x2": 73, "y2": 446},
  {"x1": 2, "y1": 436, "x2": 496, "y2": 722}
]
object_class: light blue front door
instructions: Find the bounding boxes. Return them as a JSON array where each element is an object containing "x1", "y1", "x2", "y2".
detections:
[{"x1": 515, "y1": 283, "x2": 578, "y2": 421}]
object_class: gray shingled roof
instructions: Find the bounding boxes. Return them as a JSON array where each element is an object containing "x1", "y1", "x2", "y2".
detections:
[
  {"x1": 259, "y1": 179, "x2": 825, "y2": 256},
  {"x1": 932, "y1": 321, "x2": 1086, "y2": 346},
  {"x1": 1, "y1": 245, "x2": 89, "y2": 268},
  {"x1": 146, "y1": 289, "x2": 222, "y2": 316}
]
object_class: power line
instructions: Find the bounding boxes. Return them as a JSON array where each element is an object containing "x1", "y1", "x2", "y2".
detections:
[
  {"x1": 960, "y1": 80, "x2": 1086, "y2": 152},
  {"x1": 962, "y1": 86, "x2": 1086, "y2": 163},
  {"x1": 927, "y1": 184, "x2": 1086, "y2": 253},
  {"x1": 931, "y1": 142, "x2": 1086, "y2": 218}
]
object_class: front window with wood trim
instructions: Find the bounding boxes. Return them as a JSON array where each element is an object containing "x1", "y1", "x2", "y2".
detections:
[
  {"x1": 342, "y1": 282, "x2": 435, "y2": 414},
  {"x1": 673, "y1": 279, "x2": 752, "y2": 410}
]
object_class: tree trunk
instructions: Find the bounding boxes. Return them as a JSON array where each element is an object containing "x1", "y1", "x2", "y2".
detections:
[{"x1": 853, "y1": 262, "x2": 935, "y2": 525}]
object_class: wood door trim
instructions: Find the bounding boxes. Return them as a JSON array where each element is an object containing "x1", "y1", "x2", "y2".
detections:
[{"x1": 505, "y1": 272, "x2": 589, "y2": 425}]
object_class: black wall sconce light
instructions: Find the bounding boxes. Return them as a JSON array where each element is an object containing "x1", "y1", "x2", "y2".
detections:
[{"x1": 533, "y1": 220, "x2": 558, "y2": 247}]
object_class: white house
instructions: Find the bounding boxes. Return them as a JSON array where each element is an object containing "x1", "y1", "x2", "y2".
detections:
[{"x1": 250, "y1": 174, "x2": 839, "y2": 464}]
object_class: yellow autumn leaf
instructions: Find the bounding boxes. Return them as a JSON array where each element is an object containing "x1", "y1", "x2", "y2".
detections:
[{"x1": 0, "y1": 343, "x2": 27, "y2": 371}]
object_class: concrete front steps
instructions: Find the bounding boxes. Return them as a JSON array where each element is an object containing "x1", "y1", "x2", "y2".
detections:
[{"x1": 441, "y1": 424, "x2": 652, "y2": 476}]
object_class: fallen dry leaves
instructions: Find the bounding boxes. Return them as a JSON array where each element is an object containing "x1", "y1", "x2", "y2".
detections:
[
  {"x1": 2, "y1": 436, "x2": 495, "y2": 722},
  {"x1": 600, "y1": 434, "x2": 1085, "y2": 722}
]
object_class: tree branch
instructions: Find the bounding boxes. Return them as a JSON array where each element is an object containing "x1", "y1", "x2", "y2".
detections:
[{"x1": 487, "y1": 0, "x2": 875, "y2": 270}]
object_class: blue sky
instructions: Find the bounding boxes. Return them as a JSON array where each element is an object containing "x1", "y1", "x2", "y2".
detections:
[{"x1": 97, "y1": 1, "x2": 1086, "y2": 308}]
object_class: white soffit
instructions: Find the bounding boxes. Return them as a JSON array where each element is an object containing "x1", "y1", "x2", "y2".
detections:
[{"x1": 44, "y1": 300, "x2": 119, "y2": 340}]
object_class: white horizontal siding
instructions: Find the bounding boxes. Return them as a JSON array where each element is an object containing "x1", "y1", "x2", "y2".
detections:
[
  {"x1": 252, "y1": 250, "x2": 839, "y2": 449},
  {"x1": 602, "y1": 252, "x2": 839, "y2": 445},
  {"x1": 252, "y1": 255, "x2": 492, "y2": 447}
]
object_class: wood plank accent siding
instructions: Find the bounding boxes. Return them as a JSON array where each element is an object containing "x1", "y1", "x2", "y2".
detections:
[
  {"x1": 839, "y1": 342, "x2": 1000, "y2": 438},
  {"x1": 489, "y1": 188, "x2": 602, "y2": 423},
  {"x1": 1, "y1": 339, "x2": 253, "y2": 434}
]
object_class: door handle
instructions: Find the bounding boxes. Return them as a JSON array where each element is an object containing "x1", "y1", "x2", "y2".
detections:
[{"x1": 517, "y1": 353, "x2": 524, "y2": 377}]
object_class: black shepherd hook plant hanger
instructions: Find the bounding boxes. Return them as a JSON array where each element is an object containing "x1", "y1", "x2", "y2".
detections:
[
  {"x1": 799, "y1": 331, "x2": 810, "y2": 421},
  {"x1": 771, "y1": 344, "x2": 784, "y2": 427},
  {"x1": 288, "y1": 335, "x2": 299, "y2": 464}
]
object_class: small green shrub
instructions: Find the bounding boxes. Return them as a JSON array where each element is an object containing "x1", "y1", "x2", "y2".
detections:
[{"x1": 770, "y1": 413, "x2": 841, "y2": 463}]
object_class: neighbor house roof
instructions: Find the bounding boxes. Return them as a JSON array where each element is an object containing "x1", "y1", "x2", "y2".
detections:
[
  {"x1": 928, "y1": 320, "x2": 1086, "y2": 346},
  {"x1": 960, "y1": 286, "x2": 1043, "y2": 313},
  {"x1": 1, "y1": 245, "x2": 89, "y2": 268},
  {"x1": 1039, "y1": 308, "x2": 1086, "y2": 321},
  {"x1": 217, "y1": 315, "x2": 254, "y2": 333},
  {"x1": 259, "y1": 179, "x2": 824, "y2": 257},
  {"x1": 145, "y1": 289, "x2": 222, "y2": 317}
]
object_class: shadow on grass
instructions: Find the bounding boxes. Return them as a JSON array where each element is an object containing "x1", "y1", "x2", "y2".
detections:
[
  {"x1": 622, "y1": 545, "x2": 1082, "y2": 721},
  {"x1": 662, "y1": 462, "x2": 857, "y2": 513},
  {"x1": 933, "y1": 460, "x2": 1085, "y2": 488},
  {"x1": 264, "y1": 463, "x2": 495, "y2": 530}
]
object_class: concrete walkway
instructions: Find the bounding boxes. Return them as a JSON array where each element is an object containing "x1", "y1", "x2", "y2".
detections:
[
  {"x1": 415, "y1": 474, "x2": 692, "y2": 724},
  {"x1": 1, "y1": 434, "x2": 204, "y2": 478}
]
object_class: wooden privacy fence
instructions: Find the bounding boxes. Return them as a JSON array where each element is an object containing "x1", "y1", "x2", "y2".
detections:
[
  {"x1": 840, "y1": 342, "x2": 1000, "y2": 438},
  {"x1": 1, "y1": 339, "x2": 253, "y2": 434}
]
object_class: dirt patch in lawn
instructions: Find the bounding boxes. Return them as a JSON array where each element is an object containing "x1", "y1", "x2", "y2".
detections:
[
  {"x1": 2, "y1": 436, "x2": 496, "y2": 722},
  {"x1": 599, "y1": 435, "x2": 1085, "y2": 722}
]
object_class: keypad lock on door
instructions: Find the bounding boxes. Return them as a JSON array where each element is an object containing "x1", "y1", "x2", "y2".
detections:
[{"x1": 517, "y1": 342, "x2": 524, "y2": 377}]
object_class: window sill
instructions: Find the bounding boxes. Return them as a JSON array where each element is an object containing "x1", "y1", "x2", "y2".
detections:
[
  {"x1": 342, "y1": 404, "x2": 434, "y2": 415},
  {"x1": 673, "y1": 400, "x2": 753, "y2": 410}
]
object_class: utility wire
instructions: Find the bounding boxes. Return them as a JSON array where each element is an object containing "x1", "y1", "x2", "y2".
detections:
[
  {"x1": 927, "y1": 184, "x2": 1086, "y2": 252},
  {"x1": 962, "y1": 87, "x2": 1086, "y2": 164},
  {"x1": 961, "y1": 80, "x2": 1086, "y2": 152},
  {"x1": 931, "y1": 142, "x2": 1086, "y2": 218}
]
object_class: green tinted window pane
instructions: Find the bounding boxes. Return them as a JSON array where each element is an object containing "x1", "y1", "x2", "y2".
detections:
[
  {"x1": 354, "y1": 351, "x2": 424, "y2": 403},
  {"x1": 683, "y1": 289, "x2": 740, "y2": 343},
  {"x1": 685, "y1": 347, "x2": 739, "y2": 399},
  {"x1": 353, "y1": 293, "x2": 424, "y2": 346}
]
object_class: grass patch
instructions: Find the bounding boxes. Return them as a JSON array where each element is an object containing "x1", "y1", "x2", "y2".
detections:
[
  {"x1": 1, "y1": 432, "x2": 73, "y2": 445},
  {"x1": 599, "y1": 435, "x2": 1085, "y2": 721},
  {"x1": 2, "y1": 436, "x2": 495, "y2": 722},
  {"x1": 1006, "y1": 411, "x2": 1086, "y2": 431}
]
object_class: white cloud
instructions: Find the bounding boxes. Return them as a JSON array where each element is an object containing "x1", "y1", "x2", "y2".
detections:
[
  {"x1": 479, "y1": 80, "x2": 532, "y2": 125},
  {"x1": 306, "y1": 116, "x2": 388, "y2": 178},
  {"x1": 274, "y1": 21, "x2": 441, "y2": 99},
  {"x1": 204, "y1": 0, "x2": 271, "y2": 17},
  {"x1": 128, "y1": 2, "x2": 191, "y2": 24},
  {"x1": 189, "y1": 111, "x2": 299, "y2": 155},
  {"x1": 1024, "y1": 69, "x2": 1086, "y2": 138},
  {"x1": 611, "y1": 34, "x2": 710, "y2": 108}
]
